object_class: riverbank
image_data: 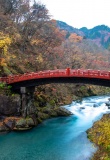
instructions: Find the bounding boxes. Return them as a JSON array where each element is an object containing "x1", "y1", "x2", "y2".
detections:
[
  {"x1": 87, "y1": 113, "x2": 110, "y2": 160},
  {"x1": 0, "y1": 99, "x2": 72, "y2": 132},
  {"x1": 0, "y1": 83, "x2": 110, "y2": 132},
  {"x1": 0, "y1": 94, "x2": 110, "y2": 160}
]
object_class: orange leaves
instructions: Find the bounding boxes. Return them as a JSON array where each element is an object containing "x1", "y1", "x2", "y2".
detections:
[
  {"x1": 68, "y1": 33, "x2": 83, "y2": 42},
  {"x1": 31, "y1": 39, "x2": 43, "y2": 46}
]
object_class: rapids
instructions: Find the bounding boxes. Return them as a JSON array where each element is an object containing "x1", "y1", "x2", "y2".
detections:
[{"x1": 0, "y1": 95, "x2": 110, "y2": 160}]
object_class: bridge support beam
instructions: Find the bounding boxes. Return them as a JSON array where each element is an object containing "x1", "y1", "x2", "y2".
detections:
[{"x1": 20, "y1": 86, "x2": 35, "y2": 118}]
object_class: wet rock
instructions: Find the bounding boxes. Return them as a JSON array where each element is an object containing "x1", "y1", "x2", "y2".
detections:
[
  {"x1": 80, "y1": 107, "x2": 85, "y2": 109},
  {"x1": 55, "y1": 107, "x2": 72, "y2": 116},
  {"x1": 0, "y1": 116, "x2": 5, "y2": 121},
  {"x1": 13, "y1": 127, "x2": 32, "y2": 131},
  {"x1": 93, "y1": 104, "x2": 99, "y2": 108},
  {"x1": 106, "y1": 102, "x2": 110, "y2": 107}
]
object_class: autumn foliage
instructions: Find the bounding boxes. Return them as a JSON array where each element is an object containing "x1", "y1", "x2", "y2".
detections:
[
  {"x1": 88, "y1": 114, "x2": 110, "y2": 160},
  {"x1": 0, "y1": 32, "x2": 11, "y2": 68},
  {"x1": 0, "y1": 0, "x2": 110, "y2": 76}
]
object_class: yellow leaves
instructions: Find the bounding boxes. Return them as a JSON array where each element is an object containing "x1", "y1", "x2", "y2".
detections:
[
  {"x1": 0, "y1": 32, "x2": 11, "y2": 55},
  {"x1": 0, "y1": 58, "x2": 7, "y2": 67},
  {"x1": 0, "y1": 32, "x2": 12, "y2": 68},
  {"x1": 11, "y1": 54, "x2": 16, "y2": 59},
  {"x1": 88, "y1": 114, "x2": 110, "y2": 159},
  {"x1": 31, "y1": 39, "x2": 43, "y2": 45},
  {"x1": 36, "y1": 54, "x2": 43, "y2": 63}
]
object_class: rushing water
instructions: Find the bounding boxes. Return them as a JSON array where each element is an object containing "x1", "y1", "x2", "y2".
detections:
[{"x1": 0, "y1": 95, "x2": 110, "y2": 160}]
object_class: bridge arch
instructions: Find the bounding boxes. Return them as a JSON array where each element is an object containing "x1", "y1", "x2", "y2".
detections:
[{"x1": 0, "y1": 68, "x2": 110, "y2": 90}]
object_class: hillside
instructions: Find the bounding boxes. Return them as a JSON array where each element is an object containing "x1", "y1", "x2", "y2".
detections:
[
  {"x1": 0, "y1": 1, "x2": 110, "y2": 106},
  {"x1": 0, "y1": 0, "x2": 110, "y2": 135},
  {"x1": 57, "y1": 21, "x2": 110, "y2": 50}
]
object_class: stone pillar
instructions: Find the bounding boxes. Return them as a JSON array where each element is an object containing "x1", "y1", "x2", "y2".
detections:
[
  {"x1": 26, "y1": 87, "x2": 36, "y2": 116},
  {"x1": 20, "y1": 87, "x2": 27, "y2": 118},
  {"x1": 20, "y1": 86, "x2": 36, "y2": 118}
]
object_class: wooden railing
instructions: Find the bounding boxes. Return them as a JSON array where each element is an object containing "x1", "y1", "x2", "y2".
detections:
[{"x1": 0, "y1": 68, "x2": 110, "y2": 84}]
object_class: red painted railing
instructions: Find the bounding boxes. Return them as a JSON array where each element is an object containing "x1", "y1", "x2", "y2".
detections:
[{"x1": 0, "y1": 68, "x2": 110, "y2": 84}]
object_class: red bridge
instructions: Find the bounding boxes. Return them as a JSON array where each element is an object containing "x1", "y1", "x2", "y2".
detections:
[{"x1": 0, "y1": 68, "x2": 110, "y2": 89}]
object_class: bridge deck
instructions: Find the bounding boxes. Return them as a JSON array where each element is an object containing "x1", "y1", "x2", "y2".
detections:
[{"x1": 0, "y1": 68, "x2": 110, "y2": 85}]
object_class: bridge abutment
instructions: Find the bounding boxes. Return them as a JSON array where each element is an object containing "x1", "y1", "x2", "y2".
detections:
[{"x1": 20, "y1": 86, "x2": 36, "y2": 118}]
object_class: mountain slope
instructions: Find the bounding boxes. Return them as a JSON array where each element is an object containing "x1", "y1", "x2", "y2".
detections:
[
  {"x1": 80, "y1": 25, "x2": 110, "y2": 49},
  {"x1": 57, "y1": 21, "x2": 110, "y2": 50}
]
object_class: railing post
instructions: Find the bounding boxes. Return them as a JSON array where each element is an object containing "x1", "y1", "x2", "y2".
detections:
[
  {"x1": 77, "y1": 69, "x2": 80, "y2": 75},
  {"x1": 66, "y1": 68, "x2": 70, "y2": 76},
  {"x1": 98, "y1": 70, "x2": 100, "y2": 77}
]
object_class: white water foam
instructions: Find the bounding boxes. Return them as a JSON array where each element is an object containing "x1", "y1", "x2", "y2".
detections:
[{"x1": 64, "y1": 95, "x2": 110, "y2": 128}]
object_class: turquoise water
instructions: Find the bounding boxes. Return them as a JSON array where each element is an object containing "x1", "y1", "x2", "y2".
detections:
[{"x1": 0, "y1": 95, "x2": 110, "y2": 160}]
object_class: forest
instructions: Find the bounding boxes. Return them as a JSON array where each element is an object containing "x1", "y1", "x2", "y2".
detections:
[
  {"x1": 0, "y1": 1, "x2": 110, "y2": 159},
  {"x1": 0, "y1": 0, "x2": 110, "y2": 76}
]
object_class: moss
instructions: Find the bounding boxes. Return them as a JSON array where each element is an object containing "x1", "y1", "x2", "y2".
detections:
[
  {"x1": 3, "y1": 66, "x2": 11, "y2": 75},
  {"x1": 34, "y1": 101, "x2": 39, "y2": 108},
  {"x1": 37, "y1": 118, "x2": 42, "y2": 124},
  {"x1": 26, "y1": 118, "x2": 34, "y2": 126},
  {"x1": 16, "y1": 118, "x2": 27, "y2": 128},
  {"x1": 49, "y1": 99, "x2": 56, "y2": 106},
  {"x1": 0, "y1": 82, "x2": 13, "y2": 96}
]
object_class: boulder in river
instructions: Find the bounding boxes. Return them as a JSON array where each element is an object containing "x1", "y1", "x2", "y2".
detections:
[
  {"x1": 93, "y1": 104, "x2": 99, "y2": 108},
  {"x1": 80, "y1": 107, "x2": 85, "y2": 109},
  {"x1": 105, "y1": 101, "x2": 110, "y2": 107}
]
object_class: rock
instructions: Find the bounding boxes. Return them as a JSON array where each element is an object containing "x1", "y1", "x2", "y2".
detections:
[
  {"x1": 3, "y1": 119, "x2": 15, "y2": 130},
  {"x1": 15, "y1": 118, "x2": 27, "y2": 128},
  {"x1": 80, "y1": 107, "x2": 85, "y2": 109},
  {"x1": 26, "y1": 118, "x2": 35, "y2": 126},
  {"x1": 36, "y1": 118, "x2": 42, "y2": 124},
  {"x1": 93, "y1": 104, "x2": 99, "y2": 108},
  {"x1": 106, "y1": 102, "x2": 110, "y2": 107},
  {"x1": 49, "y1": 110, "x2": 58, "y2": 117},
  {"x1": 37, "y1": 112, "x2": 50, "y2": 120},
  {"x1": 0, "y1": 116, "x2": 5, "y2": 121},
  {"x1": 0, "y1": 122, "x2": 9, "y2": 132},
  {"x1": 42, "y1": 108, "x2": 52, "y2": 114},
  {"x1": 0, "y1": 95, "x2": 21, "y2": 116},
  {"x1": 26, "y1": 99, "x2": 37, "y2": 116},
  {"x1": 55, "y1": 107, "x2": 72, "y2": 116},
  {"x1": 13, "y1": 127, "x2": 32, "y2": 131},
  {"x1": 30, "y1": 114, "x2": 38, "y2": 125}
]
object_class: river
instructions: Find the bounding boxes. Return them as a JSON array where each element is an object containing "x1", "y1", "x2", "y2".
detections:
[{"x1": 0, "y1": 95, "x2": 110, "y2": 160}]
